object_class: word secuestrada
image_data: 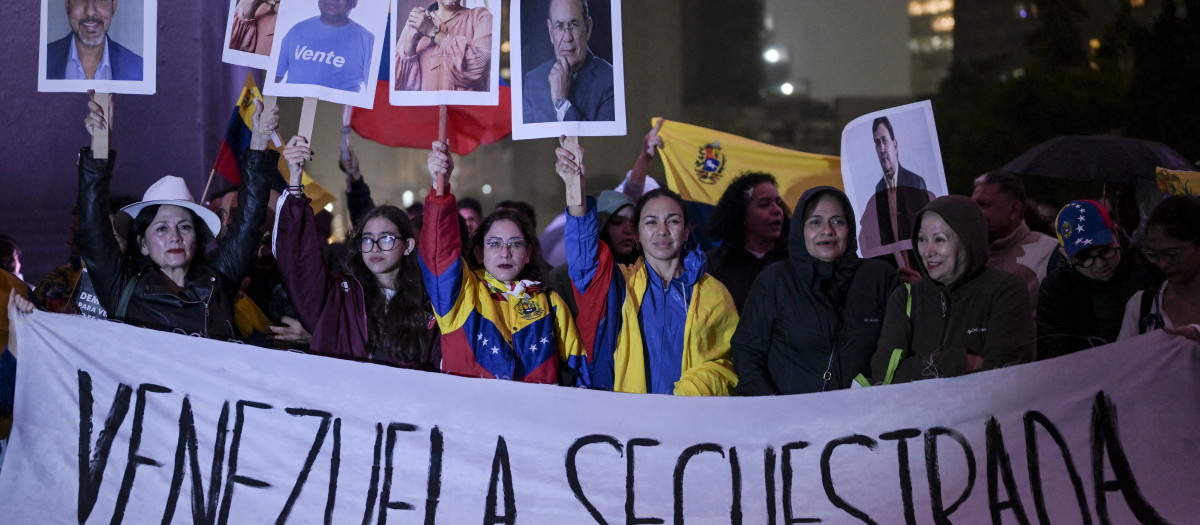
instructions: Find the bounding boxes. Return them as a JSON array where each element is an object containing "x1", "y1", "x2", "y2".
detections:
[
  {"x1": 73, "y1": 366, "x2": 1166, "y2": 524},
  {"x1": 293, "y1": 46, "x2": 346, "y2": 67}
]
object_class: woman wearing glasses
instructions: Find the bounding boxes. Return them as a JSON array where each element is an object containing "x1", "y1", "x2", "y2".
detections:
[
  {"x1": 273, "y1": 136, "x2": 440, "y2": 370},
  {"x1": 556, "y1": 138, "x2": 739, "y2": 395},
  {"x1": 1038, "y1": 200, "x2": 1161, "y2": 359},
  {"x1": 420, "y1": 141, "x2": 587, "y2": 384},
  {"x1": 1119, "y1": 196, "x2": 1200, "y2": 340}
]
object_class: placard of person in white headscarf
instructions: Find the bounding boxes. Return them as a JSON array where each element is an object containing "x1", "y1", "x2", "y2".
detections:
[
  {"x1": 839, "y1": 100, "x2": 947, "y2": 264},
  {"x1": 264, "y1": 0, "x2": 389, "y2": 108},
  {"x1": 510, "y1": 0, "x2": 627, "y2": 140},
  {"x1": 38, "y1": 0, "x2": 157, "y2": 94},
  {"x1": 389, "y1": 0, "x2": 502, "y2": 107}
]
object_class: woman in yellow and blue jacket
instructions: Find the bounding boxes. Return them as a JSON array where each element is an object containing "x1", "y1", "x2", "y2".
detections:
[{"x1": 556, "y1": 138, "x2": 739, "y2": 395}]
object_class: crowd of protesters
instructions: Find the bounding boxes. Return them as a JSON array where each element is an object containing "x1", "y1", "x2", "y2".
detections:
[{"x1": 5, "y1": 99, "x2": 1200, "y2": 461}]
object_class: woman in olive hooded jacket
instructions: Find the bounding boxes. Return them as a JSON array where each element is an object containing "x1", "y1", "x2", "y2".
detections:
[{"x1": 872, "y1": 195, "x2": 1035, "y2": 383}]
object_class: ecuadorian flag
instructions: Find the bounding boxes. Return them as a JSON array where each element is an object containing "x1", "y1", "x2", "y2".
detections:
[{"x1": 212, "y1": 73, "x2": 336, "y2": 212}]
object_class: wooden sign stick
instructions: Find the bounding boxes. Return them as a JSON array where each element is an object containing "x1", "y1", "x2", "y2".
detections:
[
  {"x1": 436, "y1": 104, "x2": 448, "y2": 195},
  {"x1": 92, "y1": 93, "x2": 112, "y2": 159},
  {"x1": 340, "y1": 104, "x2": 353, "y2": 162},
  {"x1": 561, "y1": 136, "x2": 584, "y2": 207},
  {"x1": 295, "y1": 96, "x2": 318, "y2": 172}
]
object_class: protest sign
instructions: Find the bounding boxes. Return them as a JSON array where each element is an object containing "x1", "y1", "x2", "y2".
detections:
[
  {"x1": 264, "y1": 0, "x2": 389, "y2": 108},
  {"x1": 840, "y1": 101, "x2": 947, "y2": 261},
  {"x1": 389, "y1": 0, "x2": 502, "y2": 107},
  {"x1": 221, "y1": 0, "x2": 279, "y2": 70},
  {"x1": 2, "y1": 312, "x2": 1198, "y2": 522},
  {"x1": 38, "y1": 0, "x2": 157, "y2": 95},
  {"x1": 510, "y1": 0, "x2": 626, "y2": 140}
]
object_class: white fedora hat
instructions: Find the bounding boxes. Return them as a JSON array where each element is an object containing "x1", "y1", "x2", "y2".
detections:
[{"x1": 116, "y1": 176, "x2": 222, "y2": 239}]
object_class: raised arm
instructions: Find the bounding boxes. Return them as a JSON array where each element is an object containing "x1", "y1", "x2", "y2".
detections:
[
  {"x1": 338, "y1": 142, "x2": 376, "y2": 226},
  {"x1": 211, "y1": 100, "x2": 275, "y2": 284},
  {"x1": 420, "y1": 140, "x2": 466, "y2": 318},
  {"x1": 624, "y1": 120, "x2": 663, "y2": 200},
  {"x1": 75, "y1": 95, "x2": 126, "y2": 313},
  {"x1": 272, "y1": 135, "x2": 344, "y2": 341},
  {"x1": 558, "y1": 140, "x2": 624, "y2": 389}
]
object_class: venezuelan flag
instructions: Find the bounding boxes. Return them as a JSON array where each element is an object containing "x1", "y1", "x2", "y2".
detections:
[
  {"x1": 1156, "y1": 167, "x2": 1200, "y2": 196},
  {"x1": 655, "y1": 118, "x2": 843, "y2": 208},
  {"x1": 212, "y1": 73, "x2": 336, "y2": 213}
]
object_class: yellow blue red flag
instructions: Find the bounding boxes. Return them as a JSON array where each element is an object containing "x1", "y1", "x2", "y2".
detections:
[
  {"x1": 654, "y1": 118, "x2": 842, "y2": 207},
  {"x1": 213, "y1": 73, "x2": 336, "y2": 213}
]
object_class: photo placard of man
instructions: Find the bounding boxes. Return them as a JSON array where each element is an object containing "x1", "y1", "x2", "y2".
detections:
[
  {"x1": 867, "y1": 116, "x2": 930, "y2": 246},
  {"x1": 46, "y1": 0, "x2": 143, "y2": 80},
  {"x1": 274, "y1": 0, "x2": 374, "y2": 92},
  {"x1": 394, "y1": 0, "x2": 492, "y2": 92},
  {"x1": 521, "y1": 0, "x2": 614, "y2": 123}
]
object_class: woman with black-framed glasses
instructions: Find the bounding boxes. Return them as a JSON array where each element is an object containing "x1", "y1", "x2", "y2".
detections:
[
  {"x1": 1038, "y1": 200, "x2": 1161, "y2": 359},
  {"x1": 419, "y1": 140, "x2": 588, "y2": 385},
  {"x1": 272, "y1": 135, "x2": 440, "y2": 370},
  {"x1": 1119, "y1": 195, "x2": 1200, "y2": 341}
]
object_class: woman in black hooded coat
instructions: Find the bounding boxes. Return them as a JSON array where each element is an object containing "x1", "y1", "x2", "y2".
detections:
[{"x1": 731, "y1": 187, "x2": 900, "y2": 394}]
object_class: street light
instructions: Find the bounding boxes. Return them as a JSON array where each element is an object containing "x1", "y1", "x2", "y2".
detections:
[
  {"x1": 763, "y1": 48, "x2": 781, "y2": 63},
  {"x1": 780, "y1": 82, "x2": 794, "y2": 95}
]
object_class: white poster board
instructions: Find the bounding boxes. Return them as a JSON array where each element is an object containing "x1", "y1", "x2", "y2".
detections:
[
  {"x1": 840, "y1": 100, "x2": 947, "y2": 260},
  {"x1": 264, "y1": 0, "x2": 389, "y2": 108},
  {"x1": 221, "y1": 0, "x2": 279, "y2": 70},
  {"x1": 2, "y1": 312, "x2": 1198, "y2": 522},
  {"x1": 510, "y1": 0, "x2": 626, "y2": 140},
  {"x1": 388, "y1": 0, "x2": 502, "y2": 106},
  {"x1": 38, "y1": 0, "x2": 157, "y2": 94}
]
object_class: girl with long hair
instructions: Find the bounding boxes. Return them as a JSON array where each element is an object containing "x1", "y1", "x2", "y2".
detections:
[{"x1": 273, "y1": 136, "x2": 439, "y2": 369}]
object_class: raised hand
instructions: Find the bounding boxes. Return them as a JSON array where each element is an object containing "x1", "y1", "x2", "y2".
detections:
[
  {"x1": 557, "y1": 135, "x2": 587, "y2": 215},
  {"x1": 282, "y1": 136, "x2": 312, "y2": 188},
  {"x1": 428, "y1": 140, "x2": 453, "y2": 196},
  {"x1": 555, "y1": 135, "x2": 584, "y2": 183},
  {"x1": 339, "y1": 142, "x2": 361, "y2": 182},
  {"x1": 642, "y1": 119, "x2": 664, "y2": 159},
  {"x1": 84, "y1": 97, "x2": 108, "y2": 138},
  {"x1": 250, "y1": 99, "x2": 280, "y2": 151}
]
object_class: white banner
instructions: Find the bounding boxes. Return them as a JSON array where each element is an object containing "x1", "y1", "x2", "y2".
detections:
[{"x1": 1, "y1": 312, "x2": 1198, "y2": 523}]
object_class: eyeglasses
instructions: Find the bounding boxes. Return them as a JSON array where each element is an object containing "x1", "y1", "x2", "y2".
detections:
[
  {"x1": 550, "y1": 20, "x2": 585, "y2": 35},
  {"x1": 360, "y1": 235, "x2": 399, "y2": 252},
  {"x1": 483, "y1": 240, "x2": 528, "y2": 251},
  {"x1": 1072, "y1": 245, "x2": 1119, "y2": 269},
  {"x1": 1142, "y1": 244, "x2": 1194, "y2": 264}
]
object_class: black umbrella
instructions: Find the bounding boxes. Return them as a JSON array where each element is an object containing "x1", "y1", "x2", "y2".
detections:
[{"x1": 1001, "y1": 135, "x2": 1195, "y2": 184}]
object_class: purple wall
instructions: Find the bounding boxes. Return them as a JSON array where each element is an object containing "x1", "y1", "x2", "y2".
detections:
[{"x1": 0, "y1": 3, "x2": 251, "y2": 285}]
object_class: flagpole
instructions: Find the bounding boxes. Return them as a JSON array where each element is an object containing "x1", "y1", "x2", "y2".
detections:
[
  {"x1": 200, "y1": 168, "x2": 218, "y2": 205},
  {"x1": 437, "y1": 104, "x2": 448, "y2": 192}
]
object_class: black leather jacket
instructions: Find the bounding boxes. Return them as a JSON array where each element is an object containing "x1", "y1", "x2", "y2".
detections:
[{"x1": 75, "y1": 147, "x2": 274, "y2": 341}]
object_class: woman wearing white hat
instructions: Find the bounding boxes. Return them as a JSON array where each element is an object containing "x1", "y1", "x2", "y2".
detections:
[{"x1": 75, "y1": 96, "x2": 277, "y2": 341}]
